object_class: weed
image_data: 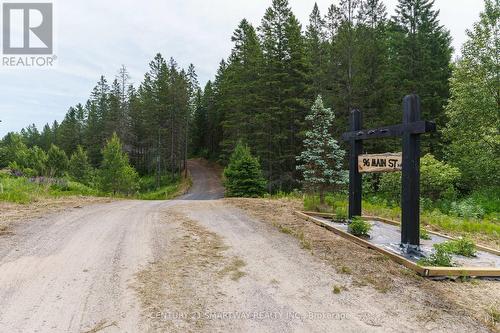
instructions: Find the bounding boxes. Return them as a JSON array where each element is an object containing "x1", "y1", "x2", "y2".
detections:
[
  {"x1": 418, "y1": 246, "x2": 454, "y2": 267},
  {"x1": 339, "y1": 266, "x2": 352, "y2": 274},
  {"x1": 220, "y1": 258, "x2": 247, "y2": 281},
  {"x1": 348, "y1": 216, "x2": 372, "y2": 237},
  {"x1": 303, "y1": 193, "x2": 500, "y2": 239},
  {"x1": 296, "y1": 231, "x2": 312, "y2": 250},
  {"x1": 332, "y1": 285, "x2": 341, "y2": 294},
  {"x1": 434, "y1": 237, "x2": 477, "y2": 257},
  {"x1": 278, "y1": 225, "x2": 293, "y2": 235},
  {"x1": 487, "y1": 307, "x2": 500, "y2": 324},
  {"x1": 420, "y1": 227, "x2": 432, "y2": 240}
]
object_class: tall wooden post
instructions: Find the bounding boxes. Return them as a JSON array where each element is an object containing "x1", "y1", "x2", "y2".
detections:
[
  {"x1": 348, "y1": 109, "x2": 362, "y2": 219},
  {"x1": 401, "y1": 95, "x2": 421, "y2": 249}
]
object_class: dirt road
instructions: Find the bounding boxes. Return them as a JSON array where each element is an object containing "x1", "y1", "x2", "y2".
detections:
[{"x1": 0, "y1": 160, "x2": 493, "y2": 332}]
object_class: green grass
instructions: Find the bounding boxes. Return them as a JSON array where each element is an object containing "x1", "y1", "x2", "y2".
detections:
[
  {"x1": 0, "y1": 176, "x2": 42, "y2": 203},
  {"x1": 136, "y1": 174, "x2": 191, "y2": 200},
  {"x1": 0, "y1": 173, "x2": 190, "y2": 204},
  {"x1": 303, "y1": 193, "x2": 500, "y2": 240},
  {"x1": 136, "y1": 182, "x2": 184, "y2": 200},
  {"x1": 0, "y1": 176, "x2": 99, "y2": 204}
]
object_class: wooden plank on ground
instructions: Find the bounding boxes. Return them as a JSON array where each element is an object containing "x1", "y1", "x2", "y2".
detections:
[
  {"x1": 294, "y1": 211, "x2": 500, "y2": 278},
  {"x1": 302, "y1": 211, "x2": 500, "y2": 256}
]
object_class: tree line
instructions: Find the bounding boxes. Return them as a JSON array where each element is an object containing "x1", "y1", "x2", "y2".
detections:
[
  {"x1": 1, "y1": 0, "x2": 497, "y2": 196},
  {"x1": 190, "y1": 0, "x2": 452, "y2": 192},
  {"x1": 1, "y1": 55, "x2": 198, "y2": 185}
]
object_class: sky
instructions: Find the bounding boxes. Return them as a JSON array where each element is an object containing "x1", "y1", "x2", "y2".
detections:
[{"x1": 0, "y1": 0, "x2": 485, "y2": 137}]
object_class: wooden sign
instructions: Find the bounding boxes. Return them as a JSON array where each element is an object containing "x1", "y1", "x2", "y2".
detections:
[
  {"x1": 358, "y1": 153, "x2": 402, "y2": 173},
  {"x1": 343, "y1": 95, "x2": 437, "y2": 249}
]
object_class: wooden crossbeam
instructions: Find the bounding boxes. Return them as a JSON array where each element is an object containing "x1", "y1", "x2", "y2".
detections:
[{"x1": 341, "y1": 120, "x2": 436, "y2": 141}]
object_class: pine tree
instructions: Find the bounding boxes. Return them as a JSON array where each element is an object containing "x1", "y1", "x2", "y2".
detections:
[
  {"x1": 327, "y1": 0, "x2": 360, "y2": 130},
  {"x1": 58, "y1": 106, "x2": 82, "y2": 155},
  {"x1": 47, "y1": 144, "x2": 69, "y2": 177},
  {"x1": 390, "y1": 0, "x2": 452, "y2": 155},
  {"x1": 69, "y1": 146, "x2": 93, "y2": 185},
  {"x1": 354, "y1": 0, "x2": 395, "y2": 153},
  {"x1": 296, "y1": 96, "x2": 346, "y2": 204},
  {"x1": 99, "y1": 133, "x2": 139, "y2": 194},
  {"x1": 259, "y1": 0, "x2": 311, "y2": 191},
  {"x1": 207, "y1": 63, "x2": 226, "y2": 159},
  {"x1": 26, "y1": 146, "x2": 48, "y2": 176},
  {"x1": 39, "y1": 124, "x2": 53, "y2": 151},
  {"x1": 306, "y1": 3, "x2": 327, "y2": 96},
  {"x1": 223, "y1": 142, "x2": 267, "y2": 197},
  {"x1": 21, "y1": 124, "x2": 41, "y2": 148},
  {"x1": 219, "y1": 19, "x2": 263, "y2": 160},
  {"x1": 85, "y1": 77, "x2": 110, "y2": 166}
]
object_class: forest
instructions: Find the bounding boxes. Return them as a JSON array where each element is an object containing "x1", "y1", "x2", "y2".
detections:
[{"x1": 0, "y1": 0, "x2": 498, "y2": 212}]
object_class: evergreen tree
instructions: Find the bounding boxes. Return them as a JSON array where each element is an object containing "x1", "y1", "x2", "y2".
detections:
[
  {"x1": 99, "y1": 133, "x2": 139, "y2": 194},
  {"x1": 21, "y1": 124, "x2": 41, "y2": 148},
  {"x1": 296, "y1": 96, "x2": 346, "y2": 204},
  {"x1": 58, "y1": 106, "x2": 83, "y2": 155},
  {"x1": 259, "y1": 0, "x2": 311, "y2": 191},
  {"x1": 190, "y1": 88, "x2": 207, "y2": 157},
  {"x1": 69, "y1": 146, "x2": 93, "y2": 185},
  {"x1": 85, "y1": 77, "x2": 110, "y2": 166},
  {"x1": 444, "y1": 0, "x2": 499, "y2": 190},
  {"x1": 26, "y1": 146, "x2": 48, "y2": 176},
  {"x1": 306, "y1": 3, "x2": 327, "y2": 96},
  {"x1": 220, "y1": 19, "x2": 263, "y2": 159},
  {"x1": 327, "y1": 0, "x2": 360, "y2": 132},
  {"x1": 0, "y1": 133, "x2": 27, "y2": 169},
  {"x1": 39, "y1": 123, "x2": 53, "y2": 151},
  {"x1": 390, "y1": 0, "x2": 452, "y2": 155},
  {"x1": 354, "y1": 0, "x2": 395, "y2": 153},
  {"x1": 207, "y1": 64, "x2": 226, "y2": 159},
  {"x1": 223, "y1": 142, "x2": 267, "y2": 197},
  {"x1": 47, "y1": 144, "x2": 69, "y2": 177}
]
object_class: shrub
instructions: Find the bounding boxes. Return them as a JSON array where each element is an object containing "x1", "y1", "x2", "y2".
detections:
[
  {"x1": 418, "y1": 246, "x2": 454, "y2": 267},
  {"x1": 1, "y1": 133, "x2": 28, "y2": 168},
  {"x1": 348, "y1": 216, "x2": 372, "y2": 237},
  {"x1": 450, "y1": 198, "x2": 485, "y2": 219},
  {"x1": 69, "y1": 146, "x2": 93, "y2": 185},
  {"x1": 99, "y1": 133, "x2": 139, "y2": 195},
  {"x1": 47, "y1": 144, "x2": 69, "y2": 177},
  {"x1": 469, "y1": 188, "x2": 500, "y2": 215},
  {"x1": 223, "y1": 142, "x2": 267, "y2": 197},
  {"x1": 379, "y1": 154, "x2": 461, "y2": 202},
  {"x1": 27, "y1": 146, "x2": 48, "y2": 176},
  {"x1": 434, "y1": 238, "x2": 477, "y2": 257}
]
